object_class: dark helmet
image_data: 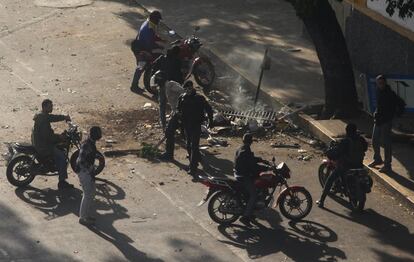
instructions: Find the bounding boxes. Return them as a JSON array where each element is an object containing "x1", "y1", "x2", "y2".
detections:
[
  {"x1": 153, "y1": 70, "x2": 167, "y2": 86},
  {"x1": 149, "y1": 10, "x2": 162, "y2": 22},
  {"x1": 242, "y1": 133, "x2": 254, "y2": 144},
  {"x1": 90, "y1": 126, "x2": 102, "y2": 141}
]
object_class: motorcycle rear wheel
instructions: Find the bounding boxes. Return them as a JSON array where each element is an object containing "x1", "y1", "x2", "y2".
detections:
[
  {"x1": 279, "y1": 188, "x2": 312, "y2": 221},
  {"x1": 193, "y1": 58, "x2": 215, "y2": 89},
  {"x1": 70, "y1": 150, "x2": 105, "y2": 175},
  {"x1": 208, "y1": 191, "x2": 241, "y2": 225},
  {"x1": 349, "y1": 190, "x2": 366, "y2": 212},
  {"x1": 6, "y1": 155, "x2": 35, "y2": 187}
]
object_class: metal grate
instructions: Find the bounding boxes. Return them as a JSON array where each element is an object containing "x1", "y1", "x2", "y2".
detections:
[{"x1": 218, "y1": 110, "x2": 279, "y2": 122}]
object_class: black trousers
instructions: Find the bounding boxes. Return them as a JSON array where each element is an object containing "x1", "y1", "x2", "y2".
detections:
[
  {"x1": 184, "y1": 124, "x2": 201, "y2": 172},
  {"x1": 164, "y1": 114, "x2": 181, "y2": 157}
]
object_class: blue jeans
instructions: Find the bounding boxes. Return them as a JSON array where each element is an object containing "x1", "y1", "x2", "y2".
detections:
[{"x1": 53, "y1": 148, "x2": 68, "y2": 182}]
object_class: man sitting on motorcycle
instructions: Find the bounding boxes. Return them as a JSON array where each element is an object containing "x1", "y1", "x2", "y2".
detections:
[
  {"x1": 130, "y1": 10, "x2": 164, "y2": 92},
  {"x1": 316, "y1": 123, "x2": 368, "y2": 208},
  {"x1": 234, "y1": 133, "x2": 270, "y2": 224},
  {"x1": 31, "y1": 99, "x2": 73, "y2": 189}
]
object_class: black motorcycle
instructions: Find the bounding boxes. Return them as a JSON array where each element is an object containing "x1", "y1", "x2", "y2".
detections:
[
  {"x1": 4, "y1": 122, "x2": 105, "y2": 187},
  {"x1": 318, "y1": 158, "x2": 373, "y2": 211}
]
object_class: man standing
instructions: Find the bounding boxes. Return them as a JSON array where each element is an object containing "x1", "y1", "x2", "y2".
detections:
[
  {"x1": 130, "y1": 10, "x2": 164, "y2": 92},
  {"x1": 32, "y1": 99, "x2": 72, "y2": 189},
  {"x1": 316, "y1": 123, "x2": 368, "y2": 208},
  {"x1": 234, "y1": 133, "x2": 269, "y2": 224},
  {"x1": 76, "y1": 126, "x2": 102, "y2": 226},
  {"x1": 176, "y1": 81, "x2": 213, "y2": 177},
  {"x1": 368, "y1": 75, "x2": 405, "y2": 173}
]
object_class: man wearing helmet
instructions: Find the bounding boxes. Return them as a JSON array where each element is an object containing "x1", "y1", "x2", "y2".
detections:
[
  {"x1": 130, "y1": 10, "x2": 164, "y2": 92},
  {"x1": 234, "y1": 133, "x2": 270, "y2": 224}
]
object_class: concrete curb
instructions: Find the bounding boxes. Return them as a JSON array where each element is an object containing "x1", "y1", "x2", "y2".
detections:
[{"x1": 135, "y1": 3, "x2": 414, "y2": 209}]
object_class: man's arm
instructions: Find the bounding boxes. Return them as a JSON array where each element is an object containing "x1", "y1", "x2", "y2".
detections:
[{"x1": 47, "y1": 114, "x2": 67, "y2": 123}]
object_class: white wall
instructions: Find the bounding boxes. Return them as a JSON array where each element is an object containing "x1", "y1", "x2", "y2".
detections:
[{"x1": 367, "y1": 0, "x2": 414, "y2": 32}]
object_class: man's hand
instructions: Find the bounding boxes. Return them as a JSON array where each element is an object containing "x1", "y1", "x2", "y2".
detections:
[{"x1": 64, "y1": 115, "x2": 71, "y2": 122}]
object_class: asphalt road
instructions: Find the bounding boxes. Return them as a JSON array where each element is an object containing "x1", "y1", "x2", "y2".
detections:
[{"x1": 0, "y1": 0, "x2": 413, "y2": 261}]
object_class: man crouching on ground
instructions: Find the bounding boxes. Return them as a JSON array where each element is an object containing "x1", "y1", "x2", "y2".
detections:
[{"x1": 77, "y1": 126, "x2": 102, "y2": 226}]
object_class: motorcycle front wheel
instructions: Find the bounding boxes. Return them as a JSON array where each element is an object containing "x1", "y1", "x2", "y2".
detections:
[
  {"x1": 193, "y1": 58, "x2": 215, "y2": 89},
  {"x1": 70, "y1": 150, "x2": 105, "y2": 175},
  {"x1": 207, "y1": 191, "x2": 241, "y2": 225},
  {"x1": 143, "y1": 66, "x2": 158, "y2": 95},
  {"x1": 318, "y1": 162, "x2": 331, "y2": 188},
  {"x1": 279, "y1": 187, "x2": 312, "y2": 221},
  {"x1": 6, "y1": 155, "x2": 36, "y2": 187}
]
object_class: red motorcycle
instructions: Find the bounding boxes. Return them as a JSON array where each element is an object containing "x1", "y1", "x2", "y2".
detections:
[
  {"x1": 143, "y1": 26, "x2": 215, "y2": 95},
  {"x1": 198, "y1": 157, "x2": 313, "y2": 225}
]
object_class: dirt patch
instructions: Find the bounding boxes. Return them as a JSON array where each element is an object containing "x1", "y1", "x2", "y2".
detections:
[{"x1": 82, "y1": 107, "x2": 163, "y2": 149}]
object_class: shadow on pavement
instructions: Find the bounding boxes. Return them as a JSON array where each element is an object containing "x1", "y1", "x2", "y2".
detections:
[
  {"x1": 15, "y1": 186, "x2": 82, "y2": 219},
  {"x1": 89, "y1": 178, "x2": 162, "y2": 261},
  {"x1": 0, "y1": 202, "x2": 78, "y2": 261},
  {"x1": 217, "y1": 218, "x2": 345, "y2": 261},
  {"x1": 324, "y1": 207, "x2": 414, "y2": 260},
  {"x1": 15, "y1": 179, "x2": 161, "y2": 261},
  {"x1": 199, "y1": 150, "x2": 234, "y2": 178}
]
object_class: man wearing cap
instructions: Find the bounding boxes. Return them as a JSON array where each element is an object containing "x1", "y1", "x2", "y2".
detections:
[
  {"x1": 234, "y1": 133, "x2": 270, "y2": 224},
  {"x1": 130, "y1": 10, "x2": 164, "y2": 92}
]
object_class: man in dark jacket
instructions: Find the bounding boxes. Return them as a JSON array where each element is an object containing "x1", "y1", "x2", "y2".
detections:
[
  {"x1": 234, "y1": 133, "x2": 269, "y2": 224},
  {"x1": 152, "y1": 45, "x2": 183, "y2": 85},
  {"x1": 130, "y1": 10, "x2": 164, "y2": 92},
  {"x1": 316, "y1": 123, "x2": 368, "y2": 208},
  {"x1": 31, "y1": 99, "x2": 72, "y2": 189},
  {"x1": 368, "y1": 75, "x2": 404, "y2": 173},
  {"x1": 176, "y1": 81, "x2": 213, "y2": 177}
]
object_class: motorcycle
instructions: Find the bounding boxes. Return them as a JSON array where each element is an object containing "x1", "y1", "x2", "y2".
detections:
[
  {"x1": 4, "y1": 122, "x2": 105, "y2": 188},
  {"x1": 198, "y1": 157, "x2": 313, "y2": 225},
  {"x1": 318, "y1": 158, "x2": 373, "y2": 211},
  {"x1": 143, "y1": 26, "x2": 215, "y2": 95}
]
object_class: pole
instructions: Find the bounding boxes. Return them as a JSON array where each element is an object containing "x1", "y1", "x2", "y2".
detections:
[
  {"x1": 254, "y1": 68, "x2": 265, "y2": 110},
  {"x1": 253, "y1": 48, "x2": 269, "y2": 110}
]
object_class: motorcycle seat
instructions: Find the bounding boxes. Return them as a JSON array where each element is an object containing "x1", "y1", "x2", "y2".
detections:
[{"x1": 14, "y1": 142, "x2": 36, "y2": 154}]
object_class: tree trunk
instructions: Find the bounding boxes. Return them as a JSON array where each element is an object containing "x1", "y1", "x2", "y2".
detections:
[{"x1": 301, "y1": 0, "x2": 359, "y2": 119}]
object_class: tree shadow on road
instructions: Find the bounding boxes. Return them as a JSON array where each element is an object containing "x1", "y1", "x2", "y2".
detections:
[{"x1": 323, "y1": 207, "x2": 414, "y2": 260}]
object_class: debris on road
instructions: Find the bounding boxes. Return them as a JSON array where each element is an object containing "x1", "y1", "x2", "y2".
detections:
[
  {"x1": 298, "y1": 149, "x2": 307, "y2": 153},
  {"x1": 207, "y1": 137, "x2": 228, "y2": 147},
  {"x1": 271, "y1": 142, "x2": 300, "y2": 149},
  {"x1": 142, "y1": 102, "x2": 153, "y2": 109}
]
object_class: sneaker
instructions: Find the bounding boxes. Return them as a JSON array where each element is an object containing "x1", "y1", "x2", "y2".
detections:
[
  {"x1": 316, "y1": 200, "x2": 324, "y2": 208},
  {"x1": 368, "y1": 160, "x2": 383, "y2": 168},
  {"x1": 79, "y1": 218, "x2": 95, "y2": 226},
  {"x1": 58, "y1": 180, "x2": 74, "y2": 189},
  {"x1": 379, "y1": 166, "x2": 392, "y2": 173}
]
